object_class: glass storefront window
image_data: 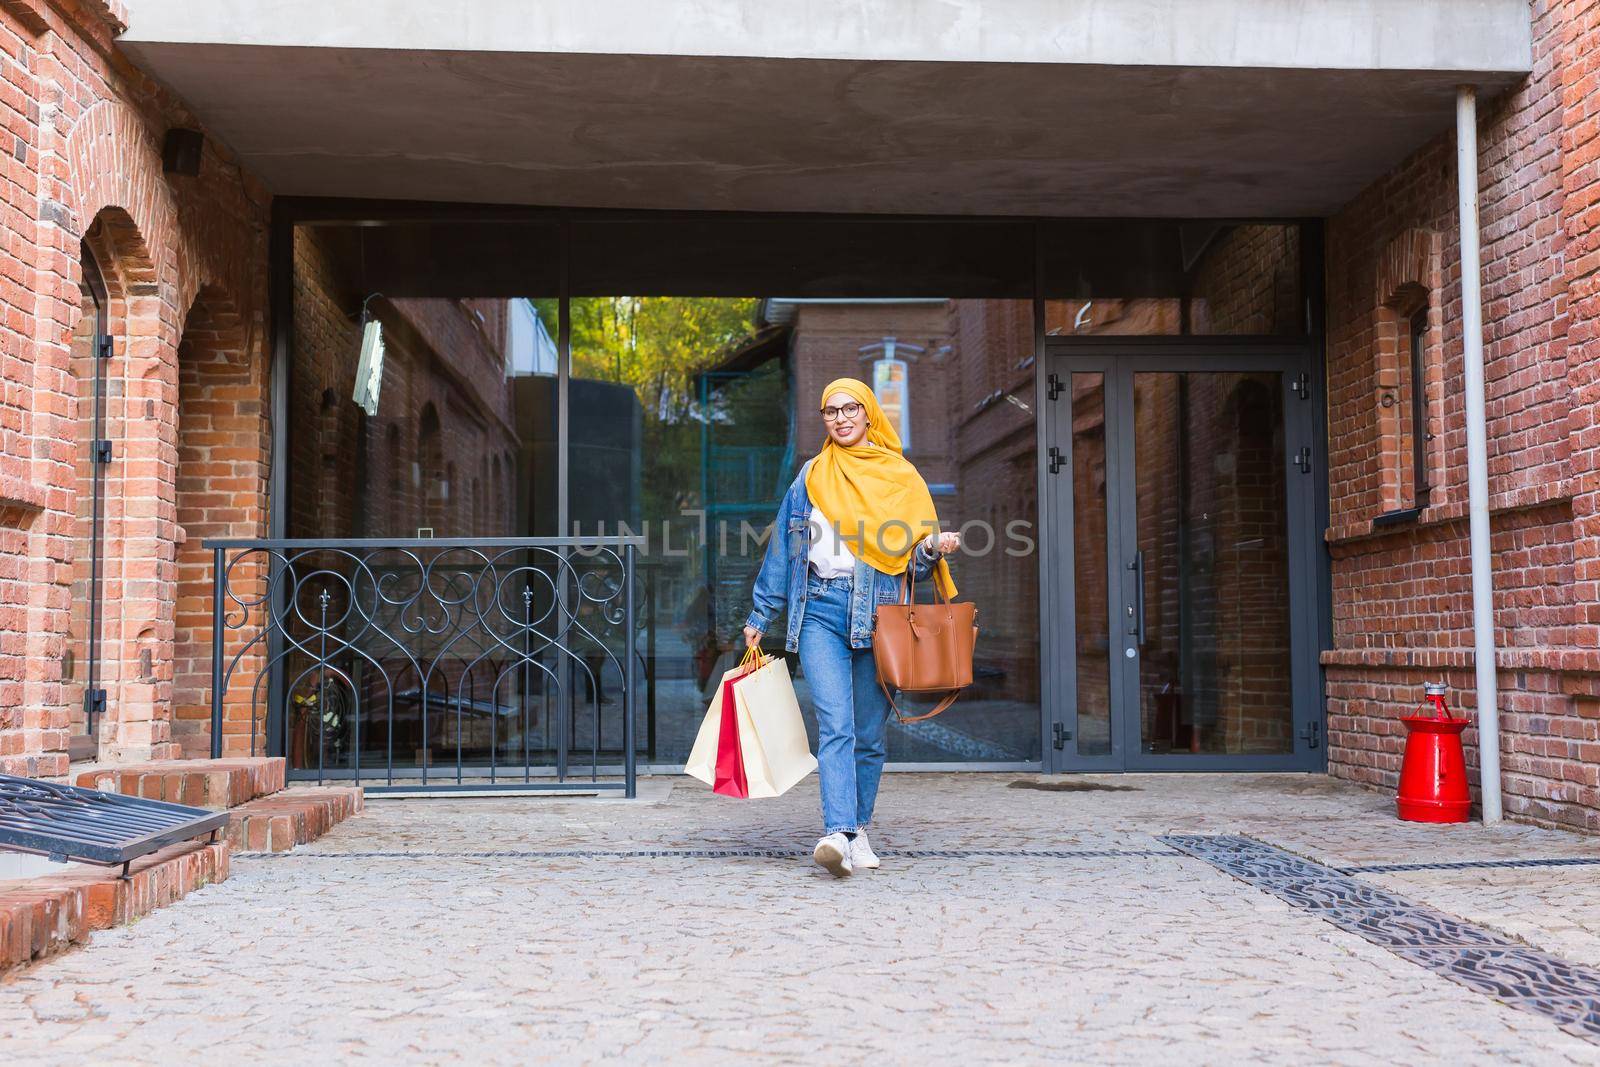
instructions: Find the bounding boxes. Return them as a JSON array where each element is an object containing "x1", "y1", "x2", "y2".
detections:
[
  {"x1": 278, "y1": 213, "x2": 1306, "y2": 775},
  {"x1": 568, "y1": 295, "x2": 766, "y2": 765}
]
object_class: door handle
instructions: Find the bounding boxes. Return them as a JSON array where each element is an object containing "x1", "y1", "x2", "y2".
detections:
[{"x1": 1126, "y1": 550, "x2": 1145, "y2": 647}]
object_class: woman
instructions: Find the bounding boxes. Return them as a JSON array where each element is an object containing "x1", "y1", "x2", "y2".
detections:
[{"x1": 743, "y1": 378, "x2": 961, "y2": 878}]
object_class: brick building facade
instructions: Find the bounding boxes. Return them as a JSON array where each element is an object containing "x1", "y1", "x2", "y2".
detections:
[
  {"x1": 0, "y1": 1, "x2": 271, "y2": 775},
  {"x1": 0, "y1": 2, "x2": 1596, "y2": 832},
  {"x1": 1322, "y1": 0, "x2": 1600, "y2": 833}
]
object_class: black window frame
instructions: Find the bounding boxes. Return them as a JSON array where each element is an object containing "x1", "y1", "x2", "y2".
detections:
[{"x1": 1409, "y1": 307, "x2": 1430, "y2": 510}]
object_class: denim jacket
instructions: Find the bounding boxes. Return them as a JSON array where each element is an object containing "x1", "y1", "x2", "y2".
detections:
[{"x1": 744, "y1": 459, "x2": 941, "y2": 652}]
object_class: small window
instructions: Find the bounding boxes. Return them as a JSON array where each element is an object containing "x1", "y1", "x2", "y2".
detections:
[{"x1": 1377, "y1": 303, "x2": 1430, "y2": 521}]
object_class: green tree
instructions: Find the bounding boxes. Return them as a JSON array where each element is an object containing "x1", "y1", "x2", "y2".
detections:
[{"x1": 566, "y1": 297, "x2": 760, "y2": 418}]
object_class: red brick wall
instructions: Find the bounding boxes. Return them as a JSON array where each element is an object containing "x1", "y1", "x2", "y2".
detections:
[
  {"x1": 0, "y1": 2, "x2": 271, "y2": 774},
  {"x1": 173, "y1": 289, "x2": 267, "y2": 757},
  {"x1": 1325, "y1": 0, "x2": 1600, "y2": 832}
]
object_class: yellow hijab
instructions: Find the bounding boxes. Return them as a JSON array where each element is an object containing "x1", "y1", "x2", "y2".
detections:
[{"x1": 805, "y1": 377, "x2": 958, "y2": 600}]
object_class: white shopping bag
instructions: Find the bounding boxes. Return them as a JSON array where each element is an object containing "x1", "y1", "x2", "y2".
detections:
[
  {"x1": 685, "y1": 649, "x2": 761, "y2": 788},
  {"x1": 731, "y1": 653, "x2": 818, "y2": 798}
]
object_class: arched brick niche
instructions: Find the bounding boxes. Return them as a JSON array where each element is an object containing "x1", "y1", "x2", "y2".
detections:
[{"x1": 1372, "y1": 227, "x2": 1444, "y2": 515}]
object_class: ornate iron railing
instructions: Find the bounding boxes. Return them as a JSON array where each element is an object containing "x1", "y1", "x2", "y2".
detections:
[{"x1": 207, "y1": 537, "x2": 640, "y2": 797}]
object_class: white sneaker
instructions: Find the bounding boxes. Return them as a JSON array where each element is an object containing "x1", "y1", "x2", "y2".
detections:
[
  {"x1": 851, "y1": 831, "x2": 881, "y2": 870},
  {"x1": 813, "y1": 833, "x2": 854, "y2": 878}
]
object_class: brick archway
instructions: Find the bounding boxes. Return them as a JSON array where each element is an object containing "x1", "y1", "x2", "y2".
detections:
[
  {"x1": 72, "y1": 206, "x2": 177, "y2": 759},
  {"x1": 1371, "y1": 227, "x2": 1444, "y2": 514},
  {"x1": 61, "y1": 104, "x2": 192, "y2": 761},
  {"x1": 57, "y1": 99, "x2": 270, "y2": 764}
]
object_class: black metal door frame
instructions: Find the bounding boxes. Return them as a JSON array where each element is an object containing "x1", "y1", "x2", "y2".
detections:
[{"x1": 1045, "y1": 340, "x2": 1323, "y2": 773}]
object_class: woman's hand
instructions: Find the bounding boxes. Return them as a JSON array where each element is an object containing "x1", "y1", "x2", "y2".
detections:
[
  {"x1": 742, "y1": 625, "x2": 763, "y2": 649},
  {"x1": 924, "y1": 532, "x2": 961, "y2": 556}
]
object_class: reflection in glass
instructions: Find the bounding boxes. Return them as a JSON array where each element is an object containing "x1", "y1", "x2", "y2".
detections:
[
  {"x1": 1044, "y1": 224, "x2": 1302, "y2": 338},
  {"x1": 287, "y1": 226, "x2": 561, "y2": 774},
  {"x1": 569, "y1": 296, "x2": 1041, "y2": 766},
  {"x1": 1071, "y1": 374, "x2": 1112, "y2": 756},
  {"x1": 568, "y1": 295, "x2": 767, "y2": 766},
  {"x1": 1131, "y1": 372, "x2": 1292, "y2": 755}
]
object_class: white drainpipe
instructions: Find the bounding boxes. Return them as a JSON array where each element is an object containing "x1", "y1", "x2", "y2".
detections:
[{"x1": 1456, "y1": 85, "x2": 1503, "y2": 823}]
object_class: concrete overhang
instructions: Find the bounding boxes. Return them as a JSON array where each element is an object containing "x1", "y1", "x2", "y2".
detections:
[{"x1": 118, "y1": 0, "x2": 1532, "y2": 217}]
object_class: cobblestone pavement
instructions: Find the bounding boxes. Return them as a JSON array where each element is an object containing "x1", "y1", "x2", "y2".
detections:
[{"x1": 4, "y1": 773, "x2": 1600, "y2": 1064}]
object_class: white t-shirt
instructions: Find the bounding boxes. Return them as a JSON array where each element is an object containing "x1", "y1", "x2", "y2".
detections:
[{"x1": 807, "y1": 505, "x2": 857, "y2": 578}]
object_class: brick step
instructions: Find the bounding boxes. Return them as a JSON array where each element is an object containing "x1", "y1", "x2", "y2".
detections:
[
  {"x1": 224, "y1": 787, "x2": 364, "y2": 853},
  {"x1": 0, "y1": 840, "x2": 229, "y2": 975},
  {"x1": 74, "y1": 757, "x2": 286, "y2": 811}
]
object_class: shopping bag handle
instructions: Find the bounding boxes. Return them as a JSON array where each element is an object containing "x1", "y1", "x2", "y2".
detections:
[{"x1": 738, "y1": 644, "x2": 769, "y2": 674}]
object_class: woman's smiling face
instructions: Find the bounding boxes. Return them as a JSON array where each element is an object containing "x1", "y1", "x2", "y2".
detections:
[{"x1": 823, "y1": 391, "x2": 869, "y2": 447}]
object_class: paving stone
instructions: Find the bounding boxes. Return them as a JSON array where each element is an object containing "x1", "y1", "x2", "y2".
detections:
[{"x1": 1, "y1": 773, "x2": 1598, "y2": 1063}]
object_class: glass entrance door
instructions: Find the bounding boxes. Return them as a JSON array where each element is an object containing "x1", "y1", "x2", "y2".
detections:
[{"x1": 1048, "y1": 346, "x2": 1321, "y2": 771}]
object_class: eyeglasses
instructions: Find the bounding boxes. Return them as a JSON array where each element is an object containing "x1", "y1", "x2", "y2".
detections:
[{"x1": 820, "y1": 402, "x2": 864, "y2": 422}]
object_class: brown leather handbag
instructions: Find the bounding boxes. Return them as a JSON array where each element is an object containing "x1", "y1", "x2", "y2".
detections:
[{"x1": 871, "y1": 569, "x2": 978, "y2": 723}]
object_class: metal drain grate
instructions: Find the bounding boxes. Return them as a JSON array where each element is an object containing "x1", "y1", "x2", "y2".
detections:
[
  {"x1": 1342, "y1": 857, "x2": 1600, "y2": 875},
  {"x1": 247, "y1": 846, "x2": 1183, "y2": 862},
  {"x1": 1163, "y1": 834, "x2": 1600, "y2": 1044},
  {"x1": 0, "y1": 773, "x2": 229, "y2": 872}
]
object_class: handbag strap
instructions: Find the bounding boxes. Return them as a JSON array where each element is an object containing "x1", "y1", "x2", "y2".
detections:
[
  {"x1": 895, "y1": 538, "x2": 953, "y2": 608},
  {"x1": 879, "y1": 678, "x2": 962, "y2": 723}
]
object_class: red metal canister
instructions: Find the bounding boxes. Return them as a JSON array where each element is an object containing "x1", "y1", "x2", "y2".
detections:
[{"x1": 1396, "y1": 682, "x2": 1471, "y2": 823}]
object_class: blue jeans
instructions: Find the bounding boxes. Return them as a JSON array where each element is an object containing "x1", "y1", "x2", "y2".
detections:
[{"x1": 797, "y1": 571, "x2": 889, "y2": 835}]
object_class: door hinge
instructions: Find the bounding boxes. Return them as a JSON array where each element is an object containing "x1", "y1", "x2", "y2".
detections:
[
  {"x1": 1299, "y1": 720, "x2": 1321, "y2": 750},
  {"x1": 1052, "y1": 722, "x2": 1071, "y2": 750},
  {"x1": 1294, "y1": 445, "x2": 1312, "y2": 474},
  {"x1": 1048, "y1": 446, "x2": 1065, "y2": 474},
  {"x1": 93, "y1": 439, "x2": 113, "y2": 464},
  {"x1": 1047, "y1": 373, "x2": 1064, "y2": 401},
  {"x1": 97, "y1": 335, "x2": 114, "y2": 360},
  {"x1": 1292, "y1": 371, "x2": 1311, "y2": 400}
]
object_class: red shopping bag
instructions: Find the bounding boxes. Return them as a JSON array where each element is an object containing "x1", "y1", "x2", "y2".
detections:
[{"x1": 712, "y1": 672, "x2": 749, "y2": 798}]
